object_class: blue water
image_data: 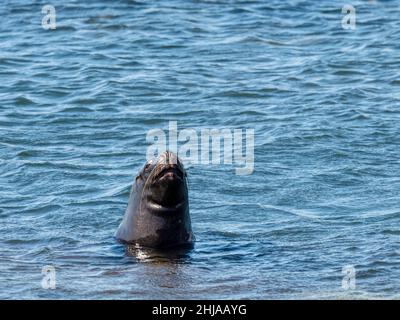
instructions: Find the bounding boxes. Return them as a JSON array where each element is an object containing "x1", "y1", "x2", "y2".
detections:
[{"x1": 1, "y1": 0, "x2": 400, "y2": 299}]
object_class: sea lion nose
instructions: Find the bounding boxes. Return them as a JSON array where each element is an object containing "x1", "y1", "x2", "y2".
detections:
[{"x1": 162, "y1": 151, "x2": 178, "y2": 166}]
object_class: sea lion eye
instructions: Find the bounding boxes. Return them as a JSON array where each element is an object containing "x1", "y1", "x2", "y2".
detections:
[{"x1": 144, "y1": 163, "x2": 151, "y2": 172}]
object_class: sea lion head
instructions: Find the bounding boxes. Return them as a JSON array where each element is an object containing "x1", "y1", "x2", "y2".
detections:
[
  {"x1": 138, "y1": 151, "x2": 188, "y2": 214},
  {"x1": 116, "y1": 151, "x2": 193, "y2": 248}
]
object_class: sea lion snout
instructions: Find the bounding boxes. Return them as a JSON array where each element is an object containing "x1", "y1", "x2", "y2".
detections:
[
  {"x1": 148, "y1": 153, "x2": 187, "y2": 208},
  {"x1": 151, "y1": 151, "x2": 185, "y2": 183},
  {"x1": 160, "y1": 150, "x2": 178, "y2": 165},
  {"x1": 154, "y1": 165, "x2": 184, "y2": 182}
]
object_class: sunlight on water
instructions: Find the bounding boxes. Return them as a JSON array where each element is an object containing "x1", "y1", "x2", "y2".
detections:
[{"x1": 0, "y1": 0, "x2": 399, "y2": 299}]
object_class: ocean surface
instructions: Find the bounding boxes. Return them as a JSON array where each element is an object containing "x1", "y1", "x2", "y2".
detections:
[{"x1": 1, "y1": 0, "x2": 399, "y2": 299}]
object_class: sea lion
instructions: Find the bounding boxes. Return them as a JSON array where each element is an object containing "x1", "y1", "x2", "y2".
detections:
[{"x1": 115, "y1": 151, "x2": 194, "y2": 248}]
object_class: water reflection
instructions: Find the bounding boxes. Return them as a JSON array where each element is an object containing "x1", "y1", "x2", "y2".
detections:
[
  {"x1": 125, "y1": 244, "x2": 194, "y2": 292},
  {"x1": 125, "y1": 244, "x2": 194, "y2": 263}
]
